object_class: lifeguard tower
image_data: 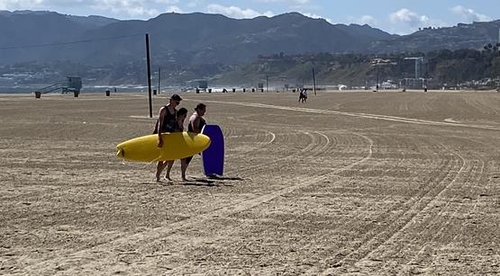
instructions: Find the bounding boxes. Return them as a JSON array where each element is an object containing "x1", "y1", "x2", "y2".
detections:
[
  {"x1": 35, "y1": 76, "x2": 82, "y2": 97},
  {"x1": 61, "y1": 77, "x2": 82, "y2": 94}
]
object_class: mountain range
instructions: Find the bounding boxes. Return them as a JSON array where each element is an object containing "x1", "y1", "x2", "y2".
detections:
[
  {"x1": 0, "y1": 10, "x2": 499, "y2": 86},
  {"x1": 1, "y1": 10, "x2": 498, "y2": 65}
]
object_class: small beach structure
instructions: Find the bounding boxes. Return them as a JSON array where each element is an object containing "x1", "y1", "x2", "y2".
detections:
[{"x1": 34, "y1": 76, "x2": 82, "y2": 97}]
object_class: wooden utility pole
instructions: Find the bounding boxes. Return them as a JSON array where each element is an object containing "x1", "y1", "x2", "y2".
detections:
[{"x1": 145, "y1": 33, "x2": 152, "y2": 118}]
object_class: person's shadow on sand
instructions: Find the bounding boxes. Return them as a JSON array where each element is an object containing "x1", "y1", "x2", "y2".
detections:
[
  {"x1": 183, "y1": 178, "x2": 217, "y2": 186},
  {"x1": 184, "y1": 175, "x2": 245, "y2": 186},
  {"x1": 156, "y1": 179, "x2": 216, "y2": 186},
  {"x1": 205, "y1": 175, "x2": 245, "y2": 181},
  {"x1": 157, "y1": 175, "x2": 244, "y2": 186}
]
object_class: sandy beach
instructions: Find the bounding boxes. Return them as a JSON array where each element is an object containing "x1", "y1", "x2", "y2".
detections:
[{"x1": 1, "y1": 90, "x2": 500, "y2": 275}]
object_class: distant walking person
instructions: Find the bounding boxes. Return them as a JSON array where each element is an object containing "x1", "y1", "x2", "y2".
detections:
[{"x1": 299, "y1": 88, "x2": 307, "y2": 103}]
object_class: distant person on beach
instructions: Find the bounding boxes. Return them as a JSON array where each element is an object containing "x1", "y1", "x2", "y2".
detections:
[
  {"x1": 154, "y1": 94, "x2": 182, "y2": 182},
  {"x1": 163, "y1": 107, "x2": 188, "y2": 181},
  {"x1": 299, "y1": 88, "x2": 307, "y2": 103},
  {"x1": 182, "y1": 103, "x2": 207, "y2": 180}
]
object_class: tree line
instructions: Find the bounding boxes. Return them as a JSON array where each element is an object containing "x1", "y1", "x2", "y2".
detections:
[
  {"x1": 2, "y1": 44, "x2": 500, "y2": 89},
  {"x1": 248, "y1": 44, "x2": 500, "y2": 89}
]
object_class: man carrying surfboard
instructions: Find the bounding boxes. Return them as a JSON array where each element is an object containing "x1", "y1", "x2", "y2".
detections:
[
  {"x1": 164, "y1": 107, "x2": 188, "y2": 181},
  {"x1": 154, "y1": 94, "x2": 182, "y2": 182}
]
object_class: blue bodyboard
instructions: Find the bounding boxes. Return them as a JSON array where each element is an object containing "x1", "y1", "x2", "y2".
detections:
[{"x1": 201, "y1": 124, "x2": 224, "y2": 176}]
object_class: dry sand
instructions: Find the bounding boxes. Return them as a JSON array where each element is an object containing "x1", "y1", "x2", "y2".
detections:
[{"x1": 1, "y1": 90, "x2": 500, "y2": 275}]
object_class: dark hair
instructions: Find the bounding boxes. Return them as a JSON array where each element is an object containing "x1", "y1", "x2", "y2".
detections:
[
  {"x1": 195, "y1": 103, "x2": 206, "y2": 111},
  {"x1": 170, "y1": 94, "x2": 182, "y2": 101},
  {"x1": 177, "y1": 107, "x2": 188, "y2": 116}
]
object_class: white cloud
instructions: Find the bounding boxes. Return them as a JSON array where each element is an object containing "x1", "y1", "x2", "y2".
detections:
[
  {"x1": 302, "y1": 12, "x2": 324, "y2": 19},
  {"x1": 186, "y1": 1, "x2": 201, "y2": 9},
  {"x1": 206, "y1": 4, "x2": 273, "y2": 19},
  {"x1": 346, "y1": 15, "x2": 386, "y2": 31},
  {"x1": 356, "y1": 15, "x2": 377, "y2": 26},
  {"x1": 0, "y1": 0, "x2": 44, "y2": 10},
  {"x1": 451, "y1": 5, "x2": 491, "y2": 22},
  {"x1": 390, "y1": 8, "x2": 429, "y2": 27},
  {"x1": 301, "y1": 12, "x2": 331, "y2": 24},
  {"x1": 155, "y1": 0, "x2": 179, "y2": 3},
  {"x1": 89, "y1": 0, "x2": 159, "y2": 18},
  {"x1": 258, "y1": 0, "x2": 309, "y2": 4},
  {"x1": 0, "y1": 0, "x2": 166, "y2": 18},
  {"x1": 164, "y1": 5, "x2": 182, "y2": 13}
]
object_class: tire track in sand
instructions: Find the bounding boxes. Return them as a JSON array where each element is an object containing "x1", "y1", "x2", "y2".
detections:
[
  {"x1": 202, "y1": 99, "x2": 497, "y2": 274},
  {"x1": 21, "y1": 133, "x2": 373, "y2": 275},
  {"x1": 201, "y1": 100, "x2": 500, "y2": 131},
  {"x1": 315, "y1": 136, "x2": 468, "y2": 275},
  {"x1": 397, "y1": 143, "x2": 487, "y2": 274},
  {"x1": 224, "y1": 113, "x2": 338, "y2": 176},
  {"x1": 21, "y1": 100, "x2": 373, "y2": 274}
]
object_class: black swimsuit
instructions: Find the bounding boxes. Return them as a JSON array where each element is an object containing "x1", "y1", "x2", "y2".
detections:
[
  {"x1": 188, "y1": 117, "x2": 206, "y2": 132},
  {"x1": 153, "y1": 106, "x2": 177, "y2": 134}
]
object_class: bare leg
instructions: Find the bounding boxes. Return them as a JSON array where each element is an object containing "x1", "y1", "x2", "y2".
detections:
[
  {"x1": 165, "y1": 160, "x2": 174, "y2": 181},
  {"x1": 155, "y1": 161, "x2": 165, "y2": 182},
  {"x1": 180, "y1": 159, "x2": 189, "y2": 181}
]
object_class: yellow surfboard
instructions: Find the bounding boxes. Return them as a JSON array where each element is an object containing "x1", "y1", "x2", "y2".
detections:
[{"x1": 116, "y1": 132, "x2": 211, "y2": 162}]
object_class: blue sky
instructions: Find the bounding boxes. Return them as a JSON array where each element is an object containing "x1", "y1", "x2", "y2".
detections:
[{"x1": 1, "y1": 0, "x2": 498, "y2": 34}]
